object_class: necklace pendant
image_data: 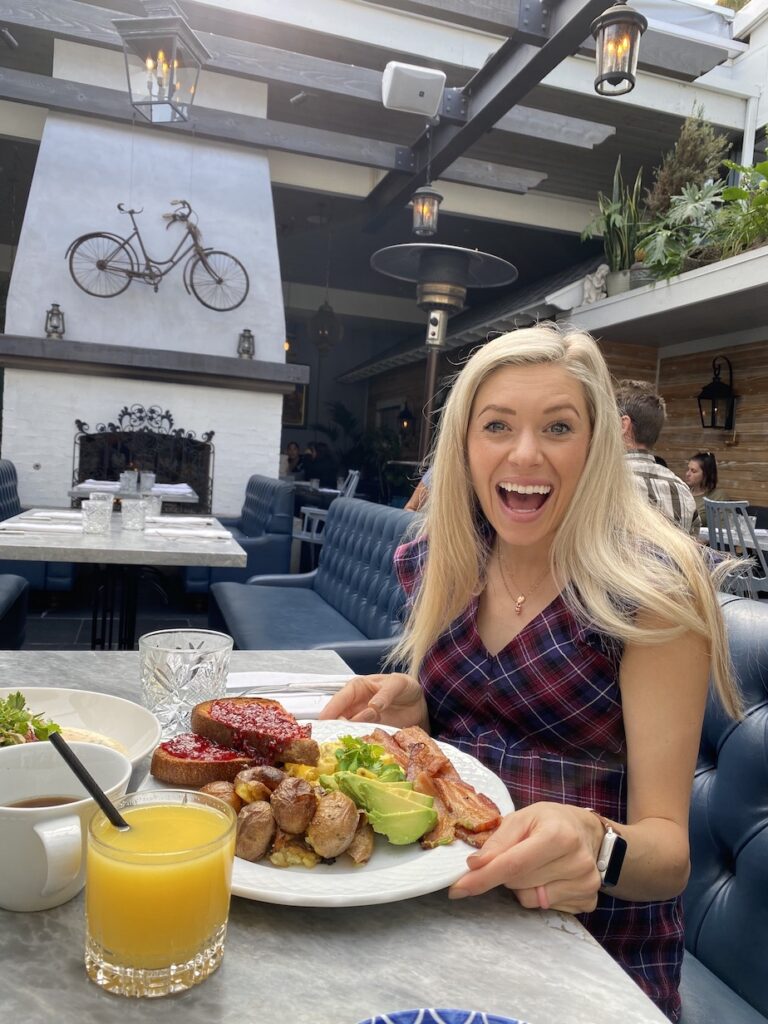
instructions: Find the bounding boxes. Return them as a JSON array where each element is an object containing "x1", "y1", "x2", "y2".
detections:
[{"x1": 515, "y1": 595, "x2": 525, "y2": 615}]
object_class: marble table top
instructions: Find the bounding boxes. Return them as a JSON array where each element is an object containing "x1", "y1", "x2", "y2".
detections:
[
  {"x1": 0, "y1": 510, "x2": 246, "y2": 566},
  {"x1": 0, "y1": 650, "x2": 667, "y2": 1024}
]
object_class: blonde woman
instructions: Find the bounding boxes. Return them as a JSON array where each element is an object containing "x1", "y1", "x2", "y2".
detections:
[{"x1": 322, "y1": 324, "x2": 739, "y2": 1022}]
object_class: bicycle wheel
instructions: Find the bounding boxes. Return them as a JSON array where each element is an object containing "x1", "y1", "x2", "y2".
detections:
[
  {"x1": 189, "y1": 250, "x2": 249, "y2": 311},
  {"x1": 68, "y1": 233, "x2": 136, "y2": 297}
]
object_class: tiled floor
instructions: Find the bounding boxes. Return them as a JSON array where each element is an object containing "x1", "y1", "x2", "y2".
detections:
[{"x1": 22, "y1": 566, "x2": 209, "y2": 650}]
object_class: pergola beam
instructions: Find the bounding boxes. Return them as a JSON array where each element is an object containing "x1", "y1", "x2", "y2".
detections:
[
  {"x1": 0, "y1": 67, "x2": 545, "y2": 194},
  {"x1": 0, "y1": 0, "x2": 613, "y2": 150},
  {"x1": 364, "y1": 0, "x2": 610, "y2": 227}
]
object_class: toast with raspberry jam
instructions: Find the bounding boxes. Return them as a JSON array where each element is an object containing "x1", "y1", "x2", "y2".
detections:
[
  {"x1": 191, "y1": 697, "x2": 319, "y2": 767},
  {"x1": 150, "y1": 733, "x2": 252, "y2": 786}
]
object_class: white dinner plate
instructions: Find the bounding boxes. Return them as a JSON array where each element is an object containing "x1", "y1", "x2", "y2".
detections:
[
  {"x1": 144, "y1": 719, "x2": 514, "y2": 907},
  {"x1": 0, "y1": 687, "x2": 161, "y2": 769}
]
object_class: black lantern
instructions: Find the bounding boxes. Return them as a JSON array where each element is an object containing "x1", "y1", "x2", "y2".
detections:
[
  {"x1": 237, "y1": 328, "x2": 255, "y2": 359},
  {"x1": 398, "y1": 402, "x2": 415, "y2": 436},
  {"x1": 309, "y1": 301, "x2": 343, "y2": 356},
  {"x1": 411, "y1": 184, "x2": 443, "y2": 237},
  {"x1": 44, "y1": 303, "x2": 65, "y2": 339},
  {"x1": 113, "y1": 2, "x2": 210, "y2": 124},
  {"x1": 591, "y1": 3, "x2": 648, "y2": 97},
  {"x1": 697, "y1": 355, "x2": 736, "y2": 430}
]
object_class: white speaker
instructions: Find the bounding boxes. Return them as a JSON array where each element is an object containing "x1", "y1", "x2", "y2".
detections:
[{"x1": 381, "y1": 61, "x2": 446, "y2": 118}]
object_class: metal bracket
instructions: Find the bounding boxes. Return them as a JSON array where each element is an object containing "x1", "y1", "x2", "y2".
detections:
[
  {"x1": 394, "y1": 146, "x2": 417, "y2": 171},
  {"x1": 440, "y1": 88, "x2": 469, "y2": 124},
  {"x1": 517, "y1": 0, "x2": 552, "y2": 43}
]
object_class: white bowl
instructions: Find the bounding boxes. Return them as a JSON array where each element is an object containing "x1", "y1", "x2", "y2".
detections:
[{"x1": 0, "y1": 687, "x2": 161, "y2": 769}]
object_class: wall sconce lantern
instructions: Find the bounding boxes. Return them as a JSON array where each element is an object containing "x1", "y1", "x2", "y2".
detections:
[
  {"x1": 411, "y1": 184, "x2": 443, "y2": 237},
  {"x1": 113, "y1": 1, "x2": 210, "y2": 124},
  {"x1": 697, "y1": 355, "x2": 736, "y2": 430},
  {"x1": 591, "y1": 3, "x2": 647, "y2": 97},
  {"x1": 398, "y1": 402, "x2": 415, "y2": 437},
  {"x1": 44, "y1": 303, "x2": 65, "y2": 339},
  {"x1": 237, "y1": 328, "x2": 255, "y2": 359}
]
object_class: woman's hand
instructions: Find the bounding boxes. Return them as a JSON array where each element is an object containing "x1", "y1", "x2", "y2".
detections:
[
  {"x1": 318, "y1": 673, "x2": 428, "y2": 730},
  {"x1": 449, "y1": 802, "x2": 605, "y2": 915}
]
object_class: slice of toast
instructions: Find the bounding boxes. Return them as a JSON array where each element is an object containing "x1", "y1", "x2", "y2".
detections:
[
  {"x1": 150, "y1": 733, "x2": 252, "y2": 786},
  {"x1": 191, "y1": 697, "x2": 319, "y2": 766}
]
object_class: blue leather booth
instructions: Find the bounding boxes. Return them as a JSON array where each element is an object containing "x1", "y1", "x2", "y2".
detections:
[
  {"x1": 0, "y1": 574, "x2": 29, "y2": 649},
  {"x1": 680, "y1": 594, "x2": 768, "y2": 1023},
  {"x1": 185, "y1": 474, "x2": 295, "y2": 594},
  {"x1": 208, "y1": 497, "x2": 414, "y2": 675},
  {"x1": 0, "y1": 459, "x2": 74, "y2": 593}
]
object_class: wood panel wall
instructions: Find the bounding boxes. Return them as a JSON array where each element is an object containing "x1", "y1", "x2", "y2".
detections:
[{"x1": 658, "y1": 340, "x2": 768, "y2": 507}]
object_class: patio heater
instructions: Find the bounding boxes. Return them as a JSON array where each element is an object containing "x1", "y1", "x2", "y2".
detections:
[
  {"x1": 370, "y1": 244, "x2": 518, "y2": 462},
  {"x1": 113, "y1": 2, "x2": 210, "y2": 124}
]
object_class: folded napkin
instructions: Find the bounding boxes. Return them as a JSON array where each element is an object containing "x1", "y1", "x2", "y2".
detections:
[
  {"x1": 226, "y1": 671, "x2": 352, "y2": 719},
  {"x1": 144, "y1": 527, "x2": 231, "y2": 539},
  {"x1": 82, "y1": 479, "x2": 120, "y2": 489},
  {"x1": 25, "y1": 510, "x2": 83, "y2": 520},
  {"x1": 144, "y1": 516, "x2": 216, "y2": 526},
  {"x1": 151, "y1": 484, "x2": 195, "y2": 494},
  {"x1": 0, "y1": 522, "x2": 84, "y2": 534}
]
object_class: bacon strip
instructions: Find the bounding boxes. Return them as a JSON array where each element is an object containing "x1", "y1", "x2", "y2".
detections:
[{"x1": 394, "y1": 726, "x2": 460, "y2": 780}]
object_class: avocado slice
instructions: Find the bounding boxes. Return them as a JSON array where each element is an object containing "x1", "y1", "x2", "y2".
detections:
[{"x1": 366, "y1": 806, "x2": 438, "y2": 845}]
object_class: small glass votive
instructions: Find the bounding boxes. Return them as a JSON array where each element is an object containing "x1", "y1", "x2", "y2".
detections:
[
  {"x1": 121, "y1": 497, "x2": 146, "y2": 531},
  {"x1": 119, "y1": 470, "x2": 139, "y2": 492},
  {"x1": 143, "y1": 494, "x2": 163, "y2": 517},
  {"x1": 139, "y1": 471, "x2": 156, "y2": 491},
  {"x1": 82, "y1": 499, "x2": 112, "y2": 535},
  {"x1": 89, "y1": 491, "x2": 114, "y2": 505}
]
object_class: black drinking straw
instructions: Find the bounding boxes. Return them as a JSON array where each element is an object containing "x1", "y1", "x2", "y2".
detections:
[{"x1": 49, "y1": 731, "x2": 131, "y2": 831}]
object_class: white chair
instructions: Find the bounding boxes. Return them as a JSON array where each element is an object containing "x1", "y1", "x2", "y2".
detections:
[
  {"x1": 704, "y1": 498, "x2": 768, "y2": 598},
  {"x1": 293, "y1": 470, "x2": 361, "y2": 553}
]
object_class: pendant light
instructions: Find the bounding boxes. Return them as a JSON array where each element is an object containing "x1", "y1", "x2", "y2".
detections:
[
  {"x1": 591, "y1": 3, "x2": 648, "y2": 97},
  {"x1": 309, "y1": 226, "x2": 343, "y2": 356}
]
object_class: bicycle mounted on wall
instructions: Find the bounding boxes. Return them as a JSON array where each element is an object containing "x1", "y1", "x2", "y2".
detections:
[{"x1": 66, "y1": 199, "x2": 250, "y2": 311}]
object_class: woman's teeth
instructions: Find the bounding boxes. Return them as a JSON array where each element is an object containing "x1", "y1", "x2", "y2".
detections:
[{"x1": 497, "y1": 482, "x2": 551, "y2": 495}]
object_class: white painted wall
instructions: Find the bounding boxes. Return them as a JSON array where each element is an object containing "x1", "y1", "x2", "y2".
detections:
[{"x1": 2, "y1": 369, "x2": 282, "y2": 516}]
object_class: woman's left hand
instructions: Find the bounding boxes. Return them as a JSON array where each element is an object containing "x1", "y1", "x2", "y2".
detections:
[{"x1": 448, "y1": 802, "x2": 605, "y2": 915}]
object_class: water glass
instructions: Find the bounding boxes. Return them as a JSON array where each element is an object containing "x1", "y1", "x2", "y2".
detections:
[
  {"x1": 82, "y1": 498, "x2": 112, "y2": 535},
  {"x1": 139, "y1": 471, "x2": 156, "y2": 491},
  {"x1": 85, "y1": 789, "x2": 236, "y2": 998},
  {"x1": 748, "y1": 516, "x2": 758, "y2": 530},
  {"x1": 143, "y1": 494, "x2": 163, "y2": 517},
  {"x1": 119, "y1": 470, "x2": 138, "y2": 492},
  {"x1": 121, "y1": 497, "x2": 146, "y2": 531},
  {"x1": 139, "y1": 628, "x2": 233, "y2": 738},
  {"x1": 88, "y1": 491, "x2": 114, "y2": 505}
]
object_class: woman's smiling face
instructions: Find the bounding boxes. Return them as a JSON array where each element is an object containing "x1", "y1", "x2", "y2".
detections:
[{"x1": 467, "y1": 362, "x2": 592, "y2": 548}]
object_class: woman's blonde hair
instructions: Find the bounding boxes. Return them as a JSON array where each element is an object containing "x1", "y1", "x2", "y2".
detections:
[{"x1": 390, "y1": 323, "x2": 740, "y2": 717}]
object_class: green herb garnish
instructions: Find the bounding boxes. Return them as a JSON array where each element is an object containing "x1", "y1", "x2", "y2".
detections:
[
  {"x1": 334, "y1": 736, "x2": 405, "y2": 782},
  {"x1": 0, "y1": 691, "x2": 61, "y2": 747}
]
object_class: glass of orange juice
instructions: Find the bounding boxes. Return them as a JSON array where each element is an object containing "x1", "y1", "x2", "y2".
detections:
[{"x1": 85, "y1": 790, "x2": 236, "y2": 998}]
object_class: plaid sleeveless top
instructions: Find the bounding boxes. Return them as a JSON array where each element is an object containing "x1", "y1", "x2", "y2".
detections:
[{"x1": 395, "y1": 538, "x2": 683, "y2": 1022}]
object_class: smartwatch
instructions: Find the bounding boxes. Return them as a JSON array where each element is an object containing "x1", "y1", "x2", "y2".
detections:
[{"x1": 586, "y1": 809, "x2": 627, "y2": 888}]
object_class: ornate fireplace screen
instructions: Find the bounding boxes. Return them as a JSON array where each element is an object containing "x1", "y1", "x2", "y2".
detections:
[{"x1": 72, "y1": 405, "x2": 214, "y2": 514}]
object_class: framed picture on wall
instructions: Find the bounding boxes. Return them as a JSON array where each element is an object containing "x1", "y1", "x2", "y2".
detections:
[{"x1": 283, "y1": 382, "x2": 308, "y2": 428}]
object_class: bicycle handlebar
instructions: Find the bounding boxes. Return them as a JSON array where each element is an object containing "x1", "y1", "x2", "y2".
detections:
[{"x1": 117, "y1": 202, "x2": 143, "y2": 215}]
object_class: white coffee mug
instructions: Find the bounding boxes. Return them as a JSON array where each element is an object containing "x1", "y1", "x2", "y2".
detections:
[{"x1": 0, "y1": 741, "x2": 132, "y2": 912}]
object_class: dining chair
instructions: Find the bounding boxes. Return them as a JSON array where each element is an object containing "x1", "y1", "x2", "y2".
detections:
[{"x1": 704, "y1": 498, "x2": 768, "y2": 598}]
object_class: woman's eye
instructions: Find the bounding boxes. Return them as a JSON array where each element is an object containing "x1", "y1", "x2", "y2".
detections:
[
  {"x1": 483, "y1": 420, "x2": 508, "y2": 433},
  {"x1": 548, "y1": 421, "x2": 572, "y2": 436}
]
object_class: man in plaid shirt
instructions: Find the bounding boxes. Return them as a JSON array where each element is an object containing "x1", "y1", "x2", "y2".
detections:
[{"x1": 615, "y1": 380, "x2": 700, "y2": 536}]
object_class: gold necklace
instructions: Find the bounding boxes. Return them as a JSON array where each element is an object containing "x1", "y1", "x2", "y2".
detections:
[{"x1": 496, "y1": 546, "x2": 551, "y2": 616}]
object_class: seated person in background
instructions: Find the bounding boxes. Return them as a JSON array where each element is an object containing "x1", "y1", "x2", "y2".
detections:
[
  {"x1": 322, "y1": 323, "x2": 740, "y2": 1022},
  {"x1": 404, "y1": 467, "x2": 431, "y2": 512},
  {"x1": 685, "y1": 451, "x2": 728, "y2": 528},
  {"x1": 285, "y1": 440, "x2": 303, "y2": 477},
  {"x1": 306, "y1": 441, "x2": 338, "y2": 489},
  {"x1": 615, "y1": 379, "x2": 700, "y2": 535}
]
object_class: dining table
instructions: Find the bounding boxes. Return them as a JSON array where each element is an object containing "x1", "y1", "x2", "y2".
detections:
[
  {"x1": 699, "y1": 526, "x2": 768, "y2": 552},
  {"x1": 69, "y1": 482, "x2": 200, "y2": 505},
  {"x1": 0, "y1": 648, "x2": 669, "y2": 1024},
  {"x1": 0, "y1": 509, "x2": 246, "y2": 650}
]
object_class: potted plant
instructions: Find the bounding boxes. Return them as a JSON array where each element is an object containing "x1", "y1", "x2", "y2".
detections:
[
  {"x1": 639, "y1": 180, "x2": 724, "y2": 280},
  {"x1": 719, "y1": 159, "x2": 768, "y2": 257},
  {"x1": 582, "y1": 157, "x2": 644, "y2": 296}
]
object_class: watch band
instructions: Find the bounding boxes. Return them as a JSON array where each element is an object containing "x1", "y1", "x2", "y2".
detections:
[{"x1": 585, "y1": 808, "x2": 627, "y2": 887}]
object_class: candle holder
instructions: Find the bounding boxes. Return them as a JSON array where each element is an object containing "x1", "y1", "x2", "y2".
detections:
[
  {"x1": 44, "y1": 303, "x2": 65, "y2": 339},
  {"x1": 237, "y1": 328, "x2": 255, "y2": 358}
]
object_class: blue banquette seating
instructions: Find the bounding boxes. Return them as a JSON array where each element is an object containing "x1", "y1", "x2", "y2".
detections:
[
  {"x1": 208, "y1": 497, "x2": 414, "y2": 675},
  {"x1": 185, "y1": 474, "x2": 294, "y2": 594},
  {"x1": 0, "y1": 574, "x2": 29, "y2": 649},
  {"x1": 680, "y1": 594, "x2": 768, "y2": 1023},
  {"x1": 0, "y1": 459, "x2": 74, "y2": 593}
]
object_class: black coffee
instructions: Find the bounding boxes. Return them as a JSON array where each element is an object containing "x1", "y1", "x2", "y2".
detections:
[{"x1": 6, "y1": 795, "x2": 79, "y2": 808}]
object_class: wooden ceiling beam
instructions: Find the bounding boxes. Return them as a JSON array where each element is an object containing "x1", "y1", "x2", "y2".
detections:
[
  {"x1": 0, "y1": 66, "x2": 545, "y2": 194},
  {"x1": 0, "y1": 0, "x2": 613, "y2": 150}
]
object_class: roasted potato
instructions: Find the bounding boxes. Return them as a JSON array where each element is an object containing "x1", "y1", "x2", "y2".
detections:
[
  {"x1": 234, "y1": 767, "x2": 273, "y2": 805},
  {"x1": 248, "y1": 765, "x2": 288, "y2": 792},
  {"x1": 344, "y1": 814, "x2": 375, "y2": 865},
  {"x1": 269, "y1": 828, "x2": 321, "y2": 869},
  {"x1": 200, "y1": 780, "x2": 243, "y2": 813},
  {"x1": 235, "y1": 802, "x2": 276, "y2": 862},
  {"x1": 270, "y1": 777, "x2": 318, "y2": 835},
  {"x1": 305, "y1": 790, "x2": 359, "y2": 859}
]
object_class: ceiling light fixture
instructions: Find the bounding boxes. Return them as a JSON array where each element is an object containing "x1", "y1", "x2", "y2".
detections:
[
  {"x1": 309, "y1": 227, "x2": 343, "y2": 356},
  {"x1": 113, "y1": 1, "x2": 210, "y2": 123},
  {"x1": 410, "y1": 124, "x2": 443, "y2": 237},
  {"x1": 591, "y1": 3, "x2": 647, "y2": 97}
]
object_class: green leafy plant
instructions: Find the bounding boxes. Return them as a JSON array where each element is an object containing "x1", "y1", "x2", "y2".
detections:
[
  {"x1": 719, "y1": 159, "x2": 768, "y2": 257},
  {"x1": 582, "y1": 157, "x2": 644, "y2": 272},
  {"x1": 0, "y1": 692, "x2": 61, "y2": 747},
  {"x1": 645, "y1": 105, "x2": 730, "y2": 218},
  {"x1": 639, "y1": 180, "x2": 724, "y2": 279}
]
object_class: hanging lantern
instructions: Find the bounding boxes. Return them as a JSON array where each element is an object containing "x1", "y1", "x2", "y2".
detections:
[
  {"x1": 44, "y1": 303, "x2": 65, "y2": 339},
  {"x1": 697, "y1": 355, "x2": 736, "y2": 430},
  {"x1": 113, "y1": 2, "x2": 210, "y2": 124},
  {"x1": 591, "y1": 3, "x2": 647, "y2": 97},
  {"x1": 411, "y1": 184, "x2": 443, "y2": 237},
  {"x1": 398, "y1": 402, "x2": 415, "y2": 437},
  {"x1": 310, "y1": 301, "x2": 343, "y2": 356}
]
